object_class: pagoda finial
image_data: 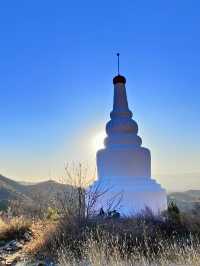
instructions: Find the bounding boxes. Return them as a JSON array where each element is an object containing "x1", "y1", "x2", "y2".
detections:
[
  {"x1": 117, "y1": 53, "x2": 120, "y2": 75},
  {"x1": 113, "y1": 53, "x2": 126, "y2": 84}
]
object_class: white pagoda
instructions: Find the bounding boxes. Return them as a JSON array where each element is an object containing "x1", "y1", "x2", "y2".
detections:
[{"x1": 95, "y1": 71, "x2": 167, "y2": 216}]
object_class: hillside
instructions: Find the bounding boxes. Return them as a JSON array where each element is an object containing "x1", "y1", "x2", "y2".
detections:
[
  {"x1": 0, "y1": 175, "x2": 31, "y2": 210},
  {"x1": 0, "y1": 175, "x2": 73, "y2": 211},
  {"x1": 168, "y1": 190, "x2": 200, "y2": 212}
]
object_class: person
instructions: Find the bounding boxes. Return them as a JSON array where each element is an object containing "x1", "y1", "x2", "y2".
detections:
[{"x1": 99, "y1": 207, "x2": 105, "y2": 217}]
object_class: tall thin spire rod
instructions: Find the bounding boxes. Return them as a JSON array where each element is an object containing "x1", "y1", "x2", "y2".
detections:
[{"x1": 117, "y1": 53, "x2": 120, "y2": 75}]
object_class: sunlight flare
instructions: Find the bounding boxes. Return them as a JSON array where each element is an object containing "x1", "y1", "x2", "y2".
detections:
[{"x1": 92, "y1": 130, "x2": 106, "y2": 152}]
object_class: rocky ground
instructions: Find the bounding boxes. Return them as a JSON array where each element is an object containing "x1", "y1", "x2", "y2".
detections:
[
  {"x1": 0, "y1": 229, "x2": 55, "y2": 266},
  {"x1": 0, "y1": 231, "x2": 31, "y2": 265}
]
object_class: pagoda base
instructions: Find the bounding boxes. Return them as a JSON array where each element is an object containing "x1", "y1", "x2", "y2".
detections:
[{"x1": 91, "y1": 177, "x2": 167, "y2": 216}]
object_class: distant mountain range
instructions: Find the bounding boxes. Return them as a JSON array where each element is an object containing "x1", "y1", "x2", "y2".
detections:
[
  {"x1": 0, "y1": 174, "x2": 200, "y2": 213},
  {"x1": 154, "y1": 173, "x2": 200, "y2": 192},
  {"x1": 168, "y1": 190, "x2": 200, "y2": 212},
  {"x1": 0, "y1": 174, "x2": 73, "y2": 211}
]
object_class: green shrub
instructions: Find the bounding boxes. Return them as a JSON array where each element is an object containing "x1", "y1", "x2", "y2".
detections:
[{"x1": 168, "y1": 201, "x2": 181, "y2": 223}]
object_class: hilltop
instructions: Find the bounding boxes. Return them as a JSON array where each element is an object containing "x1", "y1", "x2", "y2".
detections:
[{"x1": 0, "y1": 174, "x2": 72, "y2": 211}]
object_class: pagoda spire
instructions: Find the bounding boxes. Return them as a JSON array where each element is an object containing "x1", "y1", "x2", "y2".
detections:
[
  {"x1": 117, "y1": 53, "x2": 120, "y2": 75},
  {"x1": 111, "y1": 54, "x2": 132, "y2": 119}
]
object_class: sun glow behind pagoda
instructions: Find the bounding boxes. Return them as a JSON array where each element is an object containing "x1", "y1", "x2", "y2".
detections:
[{"x1": 94, "y1": 55, "x2": 167, "y2": 215}]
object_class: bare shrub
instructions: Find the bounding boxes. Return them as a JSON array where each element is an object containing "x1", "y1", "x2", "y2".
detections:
[
  {"x1": 54, "y1": 163, "x2": 111, "y2": 220},
  {"x1": 24, "y1": 163, "x2": 117, "y2": 258}
]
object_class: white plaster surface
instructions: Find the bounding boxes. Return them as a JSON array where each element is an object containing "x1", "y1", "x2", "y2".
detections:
[{"x1": 93, "y1": 76, "x2": 167, "y2": 216}]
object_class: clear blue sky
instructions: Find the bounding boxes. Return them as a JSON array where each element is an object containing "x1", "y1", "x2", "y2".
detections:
[{"x1": 0, "y1": 1, "x2": 200, "y2": 189}]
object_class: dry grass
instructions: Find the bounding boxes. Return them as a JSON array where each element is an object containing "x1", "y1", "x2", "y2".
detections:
[
  {"x1": 58, "y1": 233, "x2": 200, "y2": 266},
  {"x1": 1, "y1": 211, "x2": 200, "y2": 265},
  {"x1": 1, "y1": 214, "x2": 200, "y2": 266},
  {"x1": 23, "y1": 211, "x2": 200, "y2": 266},
  {"x1": 0, "y1": 216, "x2": 31, "y2": 241},
  {"x1": 24, "y1": 220, "x2": 56, "y2": 256}
]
